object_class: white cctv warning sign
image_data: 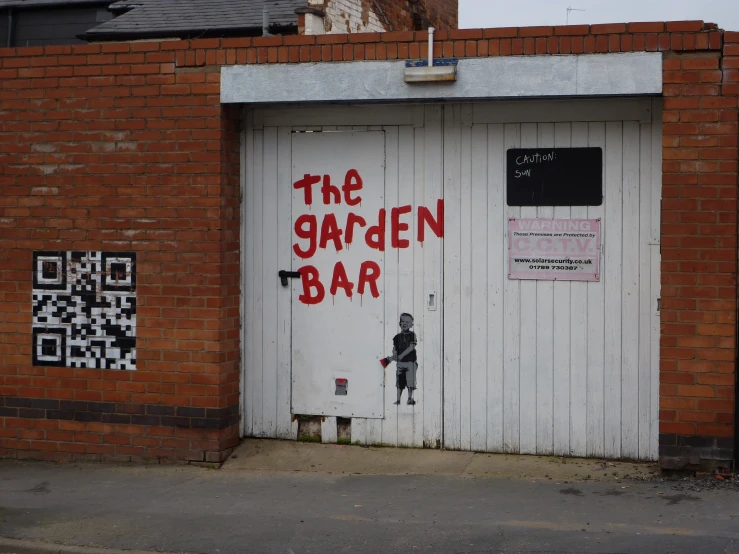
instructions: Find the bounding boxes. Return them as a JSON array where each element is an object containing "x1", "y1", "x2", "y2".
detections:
[{"x1": 508, "y1": 218, "x2": 601, "y2": 281}]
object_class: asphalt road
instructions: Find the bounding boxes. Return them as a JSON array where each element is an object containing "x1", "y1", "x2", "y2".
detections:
[{"x1": 1, "y1": 458, "x2": 738, "y2": 554}]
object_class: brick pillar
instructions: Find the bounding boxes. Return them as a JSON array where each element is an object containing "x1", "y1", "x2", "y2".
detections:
[
  {"x1": 214, "y1": 102, "x2": 242, "y2": 462},
  {"x1": 659, "y1": 34, "x2": 739, "y2": 471}
]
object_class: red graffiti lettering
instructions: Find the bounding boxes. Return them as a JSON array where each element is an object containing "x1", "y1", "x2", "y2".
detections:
[
  {"x1": 293, "y1": 214, "x2": 317, "y2": 259},
  {"x1": 293, "y1": 174, "x2": 321, "y2": 206},
  {"x1": 321, "y1": 175, "x2": 341, "y2": 205},
  {"x1": 418, "y1": 199, "x2": 444, "y2": 243},
  {"x1": 357, "y1": 261, "x2": 381, "y2": 298},
  {"x1": 391, "y1": 205, "x2": 412, "y2": 249},
  {"x1": 319, "y1": 213, "x2": 343, "y2": 252},
  {"x1": 330, "y1": 261, "x2": 354, "y2": 298},
  {"x1": 365, "y1": 209, "x2": 386, "y2": 251},
  {"x1": 342, "y1": 169, "x2": 363, "y2": 206},
  {"x1": 345, "y1": 212, "x2": 367, "y2": 245},
  {"x1": 298, "y1": 265, "x2": 325, "y2": 305}
]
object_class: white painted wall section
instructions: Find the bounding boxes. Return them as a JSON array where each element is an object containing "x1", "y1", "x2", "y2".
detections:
[
  {"x1": 324, "y1": 0, "x2": 385, "y2": 34},
  {"x1": 303, "y1": 0, "x2": 385, "y2": 35}
]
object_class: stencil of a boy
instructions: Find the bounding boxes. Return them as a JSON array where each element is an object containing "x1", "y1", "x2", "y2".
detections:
[{"x1": 388, "y1": 313, "x2": 417, "y2": 405}]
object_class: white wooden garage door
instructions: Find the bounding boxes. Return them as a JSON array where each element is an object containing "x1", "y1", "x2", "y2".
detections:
[
  {"x1": 241, "y1": 106, "x2": 445, "y2": 448},
  {"x1": 241, "y1": 99, "x2": 662, "y2": 461},
  {"x1": 443, "y1": 100, "x2": 662, "y2": 460}
]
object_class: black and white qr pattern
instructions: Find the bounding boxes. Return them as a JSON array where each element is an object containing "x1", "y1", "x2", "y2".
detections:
[{"x1": 32, "y1": 251, "x2": 137, "y2": 370}]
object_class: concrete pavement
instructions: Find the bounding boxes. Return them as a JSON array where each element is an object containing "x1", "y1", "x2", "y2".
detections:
[
  {"x1": 224, "y1": 439, "x2": 661, "y2": 480},
  {"x1": 1, "y1": 439, "x2": 737, "y2": 554}
]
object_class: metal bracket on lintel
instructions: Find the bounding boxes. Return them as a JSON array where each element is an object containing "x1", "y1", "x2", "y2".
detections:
[{"x1": 404, "y1": 58, "x2": 458, "y2": 83}]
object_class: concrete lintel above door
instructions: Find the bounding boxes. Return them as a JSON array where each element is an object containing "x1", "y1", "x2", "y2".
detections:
[{"x1": 221, "y1": 52, "x2": 662, "y2": 105}]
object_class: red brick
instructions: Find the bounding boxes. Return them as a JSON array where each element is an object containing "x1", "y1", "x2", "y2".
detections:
[
  {"x1": 518, "y1": 26, "x2": 554, "y2": 38},
  {"x1": 449, "y1": 29, "x2": 483, "y2": 40},
  {"x1": 251, "y1": 36, "x2": 282, "y2": 48},
  {"x1": 554, "y1": 25, "x2": 589, "y2": 36},
  {"x1": 591, "y1": 23, "x2": 627, "y2": 35},
  {"x1": 627, "y1": 22, "x2": 665, "y2": 33},
  {"x1": 660, "y1": 422, "x2": 696, "y2": 435},
  {"x1": 381, "y1": 31, "x2": 414, "y2": 42},
  {"x1": 695, "y1": 424, "x2": 733, "y2": 437},
  {"x1": 666, "y1": 21, "x2": 705, "y2": 32},
  {"x1": 678, "y1": 410, "x2": 715, "y2": 422},
  {"x1": 483, "y1": 28, "x2": 518, "y2": 39},
  {"x1": 316, "y1": 34, "x2": 347, "y2": 45}
]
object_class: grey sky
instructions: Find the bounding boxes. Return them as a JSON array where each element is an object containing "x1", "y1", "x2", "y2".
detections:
[{"x1": 460, "y1": 0, "x2": 739, "y2": 32}]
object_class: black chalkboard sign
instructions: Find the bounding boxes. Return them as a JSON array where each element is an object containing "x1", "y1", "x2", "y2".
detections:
[{"x1": 506, "y1": 148, "x2": 603, "y2": 206}]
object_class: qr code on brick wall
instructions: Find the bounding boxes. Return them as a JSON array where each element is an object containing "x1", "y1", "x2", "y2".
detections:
[{"x1": 32, "y1": 251, "x2": 136, "y2": 370}]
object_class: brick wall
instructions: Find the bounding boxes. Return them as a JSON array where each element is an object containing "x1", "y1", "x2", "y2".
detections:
[
  {"x1": 301, "y1": 0, "x2": 458, "y2": 34},
  {"x1": 306, "y1": 0, "x2": 386, "y2": 34},
  {"x1": 658, "y1": 26, "x2": 738, "y2": 470},
  {"x1": 0, "y1": 22, "x2": 737, "y2": 468},
  {"x1": 0, "y1": 41, "x2": 241, "y2": 463},
  {"x1": 374, "y1": 0, "x2": 458, "y2": 32},
  {"x1": 417, "y1": 0, "x2": 458, "y2": 30}
]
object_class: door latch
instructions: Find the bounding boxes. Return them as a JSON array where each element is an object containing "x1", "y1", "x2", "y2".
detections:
[{"x1": 278, "y1": 270, "x2": 301, "y2": 287}]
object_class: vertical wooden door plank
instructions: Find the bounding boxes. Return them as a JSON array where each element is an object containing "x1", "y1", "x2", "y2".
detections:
[
  {"x1": 518, "y1": 122, "x2": 538, "y2": 455},
  {"x1": 366, "y1": 418, "x2": 383, "y2": 446},
  {"x1": 261, "y1": 126, "x2": 279, "y2": 438},
  {"x1": 443, "y1": 105, "x2": 463, "y2": 450},
  {"x1": 351, "y1": 418, "x2": 368, "y2": 445},
  {"x1": 503, "y1": 123, "x2": 521, "y2": 453},
  {"x1": 382, "y1": 126, "x2": 400, "y2": 447},
  {"x1": 470, "y1": 123, "x2": 488, "y2": 452},
  {"x1": 535, "y1": 122, "x2": 555, "y2": 456},
  {"x1": 621, "y1": 121, "x2": 641, "y2": 459},
  {"x1": 649, "y1": 99, "x2": 663, "y2": 461},
  {"x1": 321, "y1": 417, "x2": 338, "y2": 444},
  {"x1": 243, "y1": 111, "x2": 255, "y2": 437},
  {"x1": 487, "y1": 124, "x2": 505, "y2": 452},
  {"x1": 275, "y1": 126, "x2": 294, "y2": 439},
  {"x1": 552, "y1": 121, "x2": 572, "y2": 456},
  {"x1": 252, "y1": 129, "x2": 265, "y2": 436},
  {"x1": 604, "y1": 121, "x2": 623, "y2": 459},
  {"x1": 569, "y1": 122, "x2": 589, "y2": 457},
  {"x1": 638, "y1": 122, "x2": 653, "y2": 460},
  {"x1": 423, "y1": 105, "x2": 444, "y2": 449},
  {"x1": 460, "y1": 114, "x2": 473, "y2": 452},
  {"x1": 586, "y1": 122, "x2": 606, "y2": 458},
  {"x1": 364, "y1": 124, "x2": 387, "y2": 443},
  {"x1": 413, "y1": 125, "x2": 427, "y2": 448},
  {"x1": 397, "y1": 125, "x2": 418, "y2": 447}
]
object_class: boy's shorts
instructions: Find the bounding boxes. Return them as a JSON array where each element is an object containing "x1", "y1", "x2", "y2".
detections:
[{"x1": 396, "y1": 362, "x2": 418, "y2": 389}]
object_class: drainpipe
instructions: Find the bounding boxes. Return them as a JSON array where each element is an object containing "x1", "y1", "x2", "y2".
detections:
[
  {"x1": 429, "y1": 27, "x2": 436, "y2": 67},
  {"x1": 428, "y1": 27, "x2": 435, "y2": 67},
  {"x1": 262, "y1": 6, "x2": 270, "y2": 36},
  {"x1": 7, "y1": 8, "x2": 13, "y2": 48}
]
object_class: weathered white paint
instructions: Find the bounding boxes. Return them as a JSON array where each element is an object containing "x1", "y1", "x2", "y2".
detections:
[
  {"x1": 304, "y1": 12, "x2": 326, "y2": 36},
  {"x1": 441, "y1": 100, "x2": 662, "y2": 460},
  {"x1": 304, "y1": 0, "x2": 387, "y2": 35},
  {"x1": 322, "y1": 0, "x2": 385, "y2": 34},
  {"x1": 242, "y1": 98, "x2": 661, "y2": 460},
  {"x1": 290, "y1": 130, "x2": 386, "y2": 419},
  {"x1": 221, "y1": 53, "x2": 663, "y2": 104},
  {"x1": 321, "y1": 416, "x2": 338, "y2": 443},
  {"x1": 244, "y1": 109, "x2": 444, "y2": 447}
]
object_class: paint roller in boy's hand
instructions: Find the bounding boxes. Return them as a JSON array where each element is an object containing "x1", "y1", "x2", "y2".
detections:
[{"x1": 380, "y1": 356, "x2": 394, "y2": 368}]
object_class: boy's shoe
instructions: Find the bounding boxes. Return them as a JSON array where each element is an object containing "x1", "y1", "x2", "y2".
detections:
[
  {"x1": 407, "y1": 399, "x2": 416, "y2": 405},
  {"x1": 393, "y1": 400, "x2": 400, "y2": 405}
]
